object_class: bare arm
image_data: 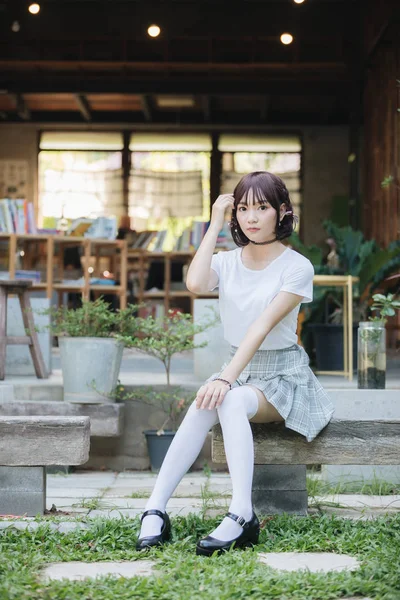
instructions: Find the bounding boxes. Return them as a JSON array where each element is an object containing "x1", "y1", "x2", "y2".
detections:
[
  {"x1": 218, "y1": 291, "x2": 303, "y2": 383},
  {"x1": 186, "y1": 194, "x2": 234, "y2": 293},
  {"x1": 195, "y1": 291, "x2": 303, "y2": 409},
  {"x1": 185, "y1": 222, "x2": 221, "y2": 293}
]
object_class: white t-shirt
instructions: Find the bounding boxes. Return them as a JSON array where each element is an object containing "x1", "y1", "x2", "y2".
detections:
[{"x1": 210, "y1": 246, "x2": 314, "y2": 350}]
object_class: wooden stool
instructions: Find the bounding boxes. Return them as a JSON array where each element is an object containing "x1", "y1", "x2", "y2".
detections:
[{"x1": 0, "y1": 280, "x2": 48, "y2": 380}]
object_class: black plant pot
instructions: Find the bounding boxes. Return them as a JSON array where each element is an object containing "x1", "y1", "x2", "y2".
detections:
[
  {"x1": 143, "y1": 430, "x2": 176, "y2": 471},
  {"x1": 308, "y1": 323, "x2": 358, "y2": 372}
]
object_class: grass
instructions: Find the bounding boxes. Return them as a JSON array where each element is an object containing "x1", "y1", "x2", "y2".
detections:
[
  {"x1": 0, "y1": 513, "x2": 399, "y2": 599},
  {"x1": 306, "y1": 473, "x2": 400, "y2": 498}
]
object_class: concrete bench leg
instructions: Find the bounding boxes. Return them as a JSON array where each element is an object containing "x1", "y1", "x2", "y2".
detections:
[
  {"x1": 252, "y1": 465, "x2": 308, "y2": 516},
  {"x1": 0, "y1": 466, "x2": 46, "y2": 516}
]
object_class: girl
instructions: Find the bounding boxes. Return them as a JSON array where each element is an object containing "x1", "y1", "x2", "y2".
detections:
[{"x1": 136, "y1": 171, "x2": 334, "y2": 556}]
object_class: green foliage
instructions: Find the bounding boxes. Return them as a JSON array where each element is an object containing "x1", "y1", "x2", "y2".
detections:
[
  {"x1": 118, "y1": 308, "x2": 218, "y2": 386},
  {"x1": 115, "y1": 307, "x2": 218, "y2": 430},
  {"x1": 289, "y1": 231, "x2": 324, "y2": 268},
  {"x1": 115, "y1": 384, "x2": 196, "y2": 432},
  {"x1": 1, "y1": 514, "x2": 400, "y2": 599},
  {"x1": 41, "y1": 298, "x2": 141, "y2": 339},
  {"x1": 369, "y1": 293, "x2": 400, "y2": 325}
]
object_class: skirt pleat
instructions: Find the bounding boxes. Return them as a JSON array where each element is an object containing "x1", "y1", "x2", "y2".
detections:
[{"x1": 205, "y1": 343, "x2": 334, "y2": 442}]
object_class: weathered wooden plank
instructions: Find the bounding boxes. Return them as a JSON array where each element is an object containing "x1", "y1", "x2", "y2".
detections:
[
  {"x1": 212, "y1": 420, "x2": 400, "y2": 465},
  {"x1": 0, "y1": 416, "x2": 90, "y2": 466},
  {"x1": 0, "y1": 402, "x2": 124, "y2": 437}
]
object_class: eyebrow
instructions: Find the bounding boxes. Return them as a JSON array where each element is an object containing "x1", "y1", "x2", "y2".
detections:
[{"x1": 237, "y1": 200, "x2": 267, "y2": 206}]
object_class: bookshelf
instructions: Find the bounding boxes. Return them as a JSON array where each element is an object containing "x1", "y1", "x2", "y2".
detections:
[
  {"x1": 127, "y1": 248, "x2": 224, "y2": 316},
  {"x1": 0, "y1": 233, "x2": 128, "y2": 308}
]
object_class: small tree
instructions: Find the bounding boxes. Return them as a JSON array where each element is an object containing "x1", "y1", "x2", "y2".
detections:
[{"x1": 116, "y1": 307, "x2": 218, "y2": 432}]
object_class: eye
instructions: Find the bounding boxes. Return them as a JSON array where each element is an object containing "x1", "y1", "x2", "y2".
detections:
[
  {"x1": 259, "y1": 205, "x2": 267, "y2": 210},
  {"x1": 238, "y1": 206, "x2": 246, "y2": 211}
]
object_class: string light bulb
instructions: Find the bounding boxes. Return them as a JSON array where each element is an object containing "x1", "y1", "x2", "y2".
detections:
[
  {"x1": 147, "y1": 24, "x2": 161, "y2": 38},
  {"x1": 28, "y1": 3, "x2": 41, "y2": 14},
  {"x1": 280, "y1": 33, "x2": 294, "y2": 45}
]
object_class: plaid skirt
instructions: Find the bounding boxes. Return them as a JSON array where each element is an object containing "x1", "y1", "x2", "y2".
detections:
[{"x1": 205, "y1": 343, "x2": 334, "y2": 443}]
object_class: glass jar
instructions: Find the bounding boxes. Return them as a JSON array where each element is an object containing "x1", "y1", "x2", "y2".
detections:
[{"x1": 357, "y1": 321, "x2": 386, "y2": 389}]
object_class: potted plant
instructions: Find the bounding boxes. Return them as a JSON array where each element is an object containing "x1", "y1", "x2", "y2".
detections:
[
  {"x1": 43, "y1": 298, "x2": 140, "y2": 403},
  {"x1": 292, "y1": 221, "x2": 400, "y2": 371},
  {"x1": 116, "y1": 308, "x2": 217, "y2": 470},
  {"x1": 357, "y1": 293, "x2": 400, "y2": 389}
]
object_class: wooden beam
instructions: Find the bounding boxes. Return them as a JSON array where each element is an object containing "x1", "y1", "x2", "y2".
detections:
[
  {"x1": 260, "y1": 95, "x2": 270, "y2": 121},
  {"x1": 202, "y1": 95, "x2": 211, "y2": 122},
  {"x1": 140, "y1": 94, "x2": 153, "y2": 122},
  {"x1": 10, "y1": 93, "x2": 31, "y2": 120},
  {"x1": 213, "y1": 420, "x2": 400, "y2": 465},
  {"x1": 74, "y1": 94, "x2": 91, "y2": 121}
]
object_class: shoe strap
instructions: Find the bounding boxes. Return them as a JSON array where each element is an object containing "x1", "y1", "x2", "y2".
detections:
[
  {"x1": 141, "y1": 509, "x2": 165, "y2": 522},
  {"x1": 226, "y1": 511, "x2": 249, "y2": 528}
]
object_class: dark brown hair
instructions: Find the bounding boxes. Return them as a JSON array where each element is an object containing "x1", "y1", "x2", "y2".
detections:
[{"x1": 230, "y1": 171, "x2": 296, "y2": 247}]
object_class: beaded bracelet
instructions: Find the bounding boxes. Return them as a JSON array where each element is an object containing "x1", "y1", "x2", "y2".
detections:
[{"x1": 212, "y1": 377, "x2": 232, "y2": 390}]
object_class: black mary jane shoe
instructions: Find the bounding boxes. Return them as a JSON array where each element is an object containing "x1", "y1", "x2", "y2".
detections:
[
  {"x1": 196, "y1": 510, "x2": 260, "y2": 557},
  {"x1": 136, "y1": 509, "x2": 171, "y2": 551}
]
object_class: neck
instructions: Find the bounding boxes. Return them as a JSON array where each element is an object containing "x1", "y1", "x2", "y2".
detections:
[{"x1": 243, "y1": 238, "x2": 285, "y2": 260}]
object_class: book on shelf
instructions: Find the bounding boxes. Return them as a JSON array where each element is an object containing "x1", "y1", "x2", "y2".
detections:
[
  {"x1": 173, "y1": 220, "x2": 234, "y2": 251},
  {"x1": 0, "y1": 199, "x2": 37, "y2": 234}
]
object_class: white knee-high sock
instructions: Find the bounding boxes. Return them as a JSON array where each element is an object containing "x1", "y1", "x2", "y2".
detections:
[
  {"x1": 209, "y1": 386, "x2": 259, "y2": 541},
  {"x1": 139, "y1": 400, "x2": 219, "y2": 538}
]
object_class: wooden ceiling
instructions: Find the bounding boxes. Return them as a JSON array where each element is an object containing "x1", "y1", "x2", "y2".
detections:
[{"x1": 0, "y1": 0, "x2": 362, "y2": 125}]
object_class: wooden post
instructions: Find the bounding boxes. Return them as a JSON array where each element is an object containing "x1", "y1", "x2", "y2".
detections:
[{"x1": 119, "y1": 240, "x2": 127, "y2": 309}]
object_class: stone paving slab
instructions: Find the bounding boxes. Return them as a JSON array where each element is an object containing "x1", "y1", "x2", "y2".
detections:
[
  {"x1": 88, "y1": 497, "x2": 208, "y2": 510},
  {"x1": 257, "y1": 552, "x2": 361, "y2": 573},
  {"x1": 89, "y1": 506, "x2": 209, "y2": 518},
  {"x1": 0, "y1": 521, "x2": 89, "y2": 533},
  {"x1": 314, "y1": 494, "x2": 400, "y2": 508},
  {"x1": 41, "y1": 560, "x2": 157, "y2": 582}
]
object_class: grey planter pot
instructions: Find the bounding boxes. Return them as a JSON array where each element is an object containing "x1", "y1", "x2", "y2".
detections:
[
  {"x1": 143, "y1": 430, "x2": 176, "y2": 471},
  {"x1": 59, "y1": 337, "x2": 124, "y2": 403}
]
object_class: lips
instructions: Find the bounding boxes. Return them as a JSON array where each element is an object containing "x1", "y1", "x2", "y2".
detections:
[{"x1": 247, "y1": 228, "x2": 260, "y2": 232}]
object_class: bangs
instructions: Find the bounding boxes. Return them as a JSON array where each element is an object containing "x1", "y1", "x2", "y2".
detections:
[
  {"x1": 233, "y1": 171, "x2": 281, "y2": 209},
  {"x1": 236, "y1": 184, "x2": 268, "y2": 206}
]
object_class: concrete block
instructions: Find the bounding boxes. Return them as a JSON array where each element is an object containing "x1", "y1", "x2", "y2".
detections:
[
  {"x1": 0, "y1": 416, "x2": 90, "y2": 466},
  {"x1": 0, "y1": 466, "x2": 45, "y2": 516},
  {"x1": 13, "y1": 385, "x2": 63, "y2": 402},
  {"x1": 0, "y1": 384, "x2": 14, "y2": 403},
  {"x1": 193, "y1": 299, "x2": 230, "y2": 381},
  {"x1": 0, "y1": 401, "x2": 124, "y2": 437},
  {"x1": 253, "y1": 465, "x2": 307, "y2": 491},
  {"x1": 322, "y1": 389, "x2": 400, "y2": 485},
  {"x1": 252, "y1": 465, "x2": 307, "y2": 515},
  {"x1": 5, "y1": 297, "x2": 52, "y2": 376},
  {"x1": 253, "y1": 489, "x2": 308, "y2": 515}
]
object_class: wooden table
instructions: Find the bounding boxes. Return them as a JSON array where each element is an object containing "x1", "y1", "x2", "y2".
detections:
[{"x1": 313, "y1": 275, "x2": 359, "y2": 381}]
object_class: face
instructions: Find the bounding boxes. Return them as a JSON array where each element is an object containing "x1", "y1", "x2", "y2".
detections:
[{"x1": 235, "y1": 187, "x2": 286, "y2": 241}]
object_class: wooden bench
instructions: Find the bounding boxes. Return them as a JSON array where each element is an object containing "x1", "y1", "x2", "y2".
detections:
[
  {"x1": 0, "y1": 402, "x2": 124, "y2": 438},
  {"x1": 0, "y1": 416, "x2": 90, "y2": 516},
  {"x1": 212, "y1": 419, "x2": 400, "y2": 515}
]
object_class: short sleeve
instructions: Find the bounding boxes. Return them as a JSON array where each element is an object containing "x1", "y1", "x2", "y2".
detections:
[
  {"x1": 209, "y1": 252, "x2": 221, "y2": 291},
  {"x1": 280, "y1": 261, "x2": 314, "y2": 303}
]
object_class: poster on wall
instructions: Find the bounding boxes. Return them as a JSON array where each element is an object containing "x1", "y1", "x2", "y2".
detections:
[{"x1": 0, "y1": 160, "x2": 29, "y2": 199}]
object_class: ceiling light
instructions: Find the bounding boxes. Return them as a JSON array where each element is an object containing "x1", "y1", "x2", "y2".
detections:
[
  {"x1": 156, "y1": 96, "x2": 195, "y2": 108},
  {"x1": 28, "y1": 3, "x2": 40, "y2": 15},
  {"x1": 148, "y1": 24, "x2": 161, "y2": 38},
  {"x1": 293, "y1": 0, "x2": 306, "y2": 4},
  {"x1": 280, "y1": 33, "x2": 294, "y2": 45}
]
